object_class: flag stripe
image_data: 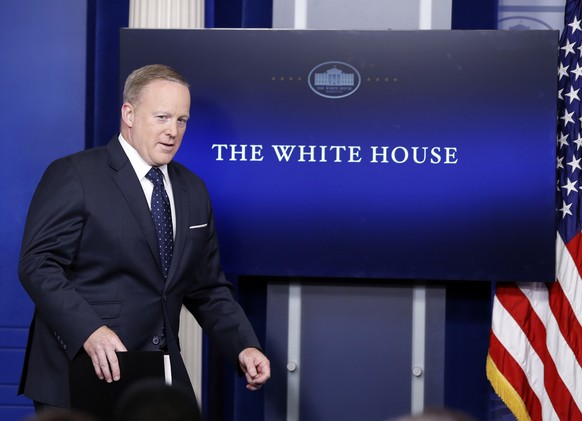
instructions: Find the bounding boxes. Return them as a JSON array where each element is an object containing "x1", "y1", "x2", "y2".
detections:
[
  {"x1": 547, "y1": 276, "x2": 582, "y2": 367},
  {"x1": 560, "y1": 231, "x2": 582, "y2": 329},
  {"x1": 489, "y1": 289, "x2": 545, "y2": 420},
  {"x1": 492, "y1": 284, "x2": 558, "y2": 420},
  {"x1": 488, "y1": 333, "x2": 541, "y2": 421},
  {"x1": 519, "y1": 284, "x2": 582, "y2": 419}
]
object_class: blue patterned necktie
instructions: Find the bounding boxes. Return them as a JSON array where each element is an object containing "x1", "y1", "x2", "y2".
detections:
[{"x1": 146, "y1": 167, "x2": 173, "y2": 279}]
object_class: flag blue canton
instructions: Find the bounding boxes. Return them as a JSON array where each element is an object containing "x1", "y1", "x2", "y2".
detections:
[{"x1": 558, "y1": 0, "x2": 582, "y2": 244}]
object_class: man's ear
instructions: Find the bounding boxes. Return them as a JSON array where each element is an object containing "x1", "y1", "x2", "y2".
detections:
[{"x1": 121, "y1": 102, "x2": 134, "y2": 128}]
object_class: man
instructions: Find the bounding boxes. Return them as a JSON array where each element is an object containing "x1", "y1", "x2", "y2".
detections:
[{"x1": 18, "y1": 64, "x2": 270, "y2": 414}]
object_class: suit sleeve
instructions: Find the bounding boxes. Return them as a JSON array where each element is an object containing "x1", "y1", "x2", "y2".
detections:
[
  {"x1": 19, "y1": 158, "x2": 106, "y2": 359},
  {"x1": 182, "y1": 193, "x2": 261, "y2": 365}
]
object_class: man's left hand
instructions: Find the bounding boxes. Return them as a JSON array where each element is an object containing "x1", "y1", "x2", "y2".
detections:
[{"x1": 238, "y1": 347, "x2": 271, "y2": 391}]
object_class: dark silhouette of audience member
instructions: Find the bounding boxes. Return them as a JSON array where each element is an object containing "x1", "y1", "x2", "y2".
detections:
[
  {"x1": 112, "y1": 380, "x2": 202, "y2": 421},
  {"x1": 392, "y1": 407, "x2": 477, "y2": 421},
  {"x1": 25, "y1": 408, "x2": 97, "y2": 421}
]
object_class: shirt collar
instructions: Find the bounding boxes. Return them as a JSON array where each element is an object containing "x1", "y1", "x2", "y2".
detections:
[{"x1": 118, "y1": 134, "x2": 169, "y2": 182}]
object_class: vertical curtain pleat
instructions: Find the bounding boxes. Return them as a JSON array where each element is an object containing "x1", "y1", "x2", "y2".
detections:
[
  {"x1": 85, "y1": 0, "x2": 129, "y2": 149},
  {"x1": 129, "y1": 0, "x2": 204, "y2": 28}
]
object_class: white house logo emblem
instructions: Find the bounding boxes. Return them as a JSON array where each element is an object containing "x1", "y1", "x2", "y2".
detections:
[{"x1": 308, "y1": 61, "x2": 361, "y2": 99}]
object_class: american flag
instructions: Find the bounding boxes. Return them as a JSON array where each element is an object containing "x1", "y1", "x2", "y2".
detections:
[{"x1": 487, "y1": 1, "x2": 582, "y2": 419}]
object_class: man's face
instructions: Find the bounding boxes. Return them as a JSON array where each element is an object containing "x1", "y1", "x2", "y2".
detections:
[{"x1": 123, "y1": 79, "x2": 191, "y2": 166}]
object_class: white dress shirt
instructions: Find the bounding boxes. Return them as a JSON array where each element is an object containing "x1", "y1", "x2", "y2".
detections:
[{"x1": 118, "y1": 134, "x2": 176, "y2": 239}]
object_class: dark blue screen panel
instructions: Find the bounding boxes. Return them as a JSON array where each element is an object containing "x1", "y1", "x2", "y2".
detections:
[{"x1": 120, "y1": 29, "x2": 557, "y2": 282}]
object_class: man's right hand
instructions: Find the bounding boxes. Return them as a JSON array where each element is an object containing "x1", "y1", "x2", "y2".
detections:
[{"x1": 83, "y1": 325, "x2": 127, "y2": 383}]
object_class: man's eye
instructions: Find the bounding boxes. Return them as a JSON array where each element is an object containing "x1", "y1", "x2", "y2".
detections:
[{"x1": 157, "y1": 115, "x2": 169, "y2": 120}]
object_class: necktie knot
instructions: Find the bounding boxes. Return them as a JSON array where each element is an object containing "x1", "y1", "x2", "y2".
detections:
[{"x1": 146, "y1": 167, "x2": 164, "y2": 187}]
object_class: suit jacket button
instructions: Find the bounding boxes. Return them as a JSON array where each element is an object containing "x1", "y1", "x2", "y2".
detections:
[{"x1": 152, "y1": 336, "x2": 160, "y2": 345}]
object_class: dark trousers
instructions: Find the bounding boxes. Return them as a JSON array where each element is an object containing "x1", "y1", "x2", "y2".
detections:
[
  {"x1": 33, "y1": 400, "x2": 68, "y2": 413},
  {"x1": 33, "y1": 401, "x2": 99, "y2": 421}
]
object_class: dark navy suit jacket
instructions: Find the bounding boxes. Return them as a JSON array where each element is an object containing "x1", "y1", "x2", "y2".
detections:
[{"x1": 18, "y1": 137, "x2": 260, "y2": 406}]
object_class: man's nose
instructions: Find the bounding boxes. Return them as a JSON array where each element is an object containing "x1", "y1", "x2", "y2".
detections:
[{"x1": 166, "y1": 120, "x2": 178, "y2": 137}]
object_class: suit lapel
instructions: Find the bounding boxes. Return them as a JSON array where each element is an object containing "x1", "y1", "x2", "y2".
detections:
[
  {"x1": 165, "y1": 163, "x2": 188, "y2": 289},
  {"x1": 106, "y1": 138, "x2": 162, "y2": 274}
]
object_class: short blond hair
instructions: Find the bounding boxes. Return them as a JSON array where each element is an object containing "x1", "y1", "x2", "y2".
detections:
[{"x1": 123, "y1": 64, "x2": 189, "y2": 105}]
